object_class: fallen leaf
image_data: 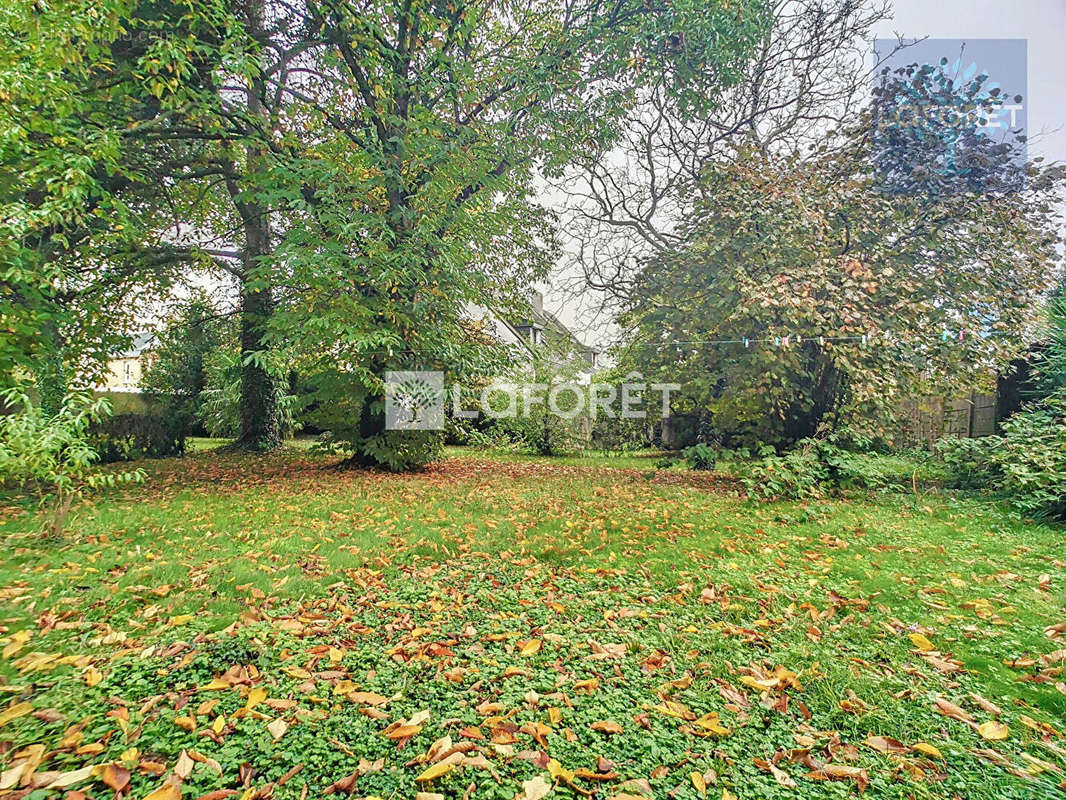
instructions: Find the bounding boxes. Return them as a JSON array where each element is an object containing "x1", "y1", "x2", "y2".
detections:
[
  {"x1": 913, "y1": 742, "x2": 944, "y2": 759},
  {"x1": 978, "y1": 721, "x2": 1009, "y2": 741},
  {"x1": 521, "y1": 774, "x2": 552, "y2": 800},
  {"x1": 0, "y1": 702, "x2": 33, "y2": 727},
  {"x1": 908, "y1": 633, "x2": 935, "y2": 652},
  {"x1": 415, "y1": 761, "x2": 455, "y2": 782}
]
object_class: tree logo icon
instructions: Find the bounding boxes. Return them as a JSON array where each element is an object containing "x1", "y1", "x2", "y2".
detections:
[{"x1": 385, "y1": 371, "x2": 445, "y2": 430}]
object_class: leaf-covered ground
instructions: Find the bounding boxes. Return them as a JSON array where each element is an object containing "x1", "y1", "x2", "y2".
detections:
[{"x1": 0, "y1": 449, "x2": 1064, "y2": 800}]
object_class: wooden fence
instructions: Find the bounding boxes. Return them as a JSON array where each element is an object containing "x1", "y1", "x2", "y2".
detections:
[{"x1": 896, "y1": 391, "x2": 999, "y2": 448}]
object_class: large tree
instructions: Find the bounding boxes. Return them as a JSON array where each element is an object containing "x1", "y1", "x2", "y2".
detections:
[
  {"x1": 245, "y1": 0, "x2": 769, "y2": 466},
  {"x1": 617, "y1": 88, "x2": 1064, "y2": 446},
  {"x1": 5, "y1": 0, "x2": 768, "y2": 462},
  {"x1": 555, "y1": 0, "x2": 895, "y2": 318}
]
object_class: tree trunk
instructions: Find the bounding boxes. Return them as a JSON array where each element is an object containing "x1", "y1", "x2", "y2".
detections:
[
  {"x1": 231, "y1": 0, "x2": 280, "y2": 451},
  {"x1": 234, "y1": 275, "x2": 280, "y2": 450}
]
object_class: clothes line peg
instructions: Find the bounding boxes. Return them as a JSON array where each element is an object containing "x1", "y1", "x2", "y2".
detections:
[
  {"x1": 743, "y1": 337, "x2": 749, "y2": 348},
  {"x1": 958, "y1": 330, "x2": 965, "y2": 342},
  {"x1": 774, "y1": 336, "x2": 781, "y2": 347},
  {"x1": 782, "y1": 335, "x2": 790, "y2": 347}
]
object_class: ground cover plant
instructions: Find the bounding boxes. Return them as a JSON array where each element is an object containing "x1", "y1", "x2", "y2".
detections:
[{"x1": 0, "y1": 448, "x2": 1064, "y2": 799}]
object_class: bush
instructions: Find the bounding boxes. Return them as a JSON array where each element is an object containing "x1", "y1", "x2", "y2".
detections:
[
  {"x1": 199, "y1": 350, "x2": 301, "y2": 439},
  {"x1": 995, "y1": 392, "x2": 1066, "y2": 520},
  {"x1": 90, "y1": 413, "x2": 186, "y2": 462},
  {"x1": 740, "y1": 433, "x2": 891, "y2": 501},
  {"x1": 932, "y1": 392, "x2": 1065, "y2": 520},
  {"x1": 0, "y1": 388, "x2": 143, "y2": 536},
  {"x1": 935, "y1": 436, "x2": 999, "y2": 489},
  {"x1": 683, "y1": 443, "x2": 717, "y2": 470}
]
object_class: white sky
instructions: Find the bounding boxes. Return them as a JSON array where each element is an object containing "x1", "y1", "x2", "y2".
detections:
[
  {"x1": 877, "y1": 0, "x2": 1066, "y2": 164},
  {"x1": 548, "y1": 0, "x2": 1066, "y2": 347}
]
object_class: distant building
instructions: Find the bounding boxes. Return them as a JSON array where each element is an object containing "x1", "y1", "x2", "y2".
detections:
[
  {"x1": 467, "y1": 291, "x2": 599, "y2": 378},
  {"x1": 100, "y1": 333, "x2": 156, "y2": 393}
]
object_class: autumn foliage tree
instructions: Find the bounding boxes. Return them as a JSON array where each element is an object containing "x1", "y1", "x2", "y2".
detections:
[{"x1": 618, "y1": 96, "x2": 1064, "y2": 447}]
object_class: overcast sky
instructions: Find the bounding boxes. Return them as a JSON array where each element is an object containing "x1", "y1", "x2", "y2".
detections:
[{"x1": 877, "y1": 0, "x2": 1066, "y2": 164}]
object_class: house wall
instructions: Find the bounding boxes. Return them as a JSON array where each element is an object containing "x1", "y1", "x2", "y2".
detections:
[{"x1": 102, "y1": 356, "x2": 146, "y2": 392}]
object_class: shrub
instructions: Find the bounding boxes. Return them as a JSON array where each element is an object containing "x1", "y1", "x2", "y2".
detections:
[
  {"x1": 683, "y1": 443, "x2": 717, "y2": 470},
  {"x1": 935, "y1": 436, "x2": 1000, "y2": 490},
  {"x1": 740, "y1": 444, "x2": 825, "y2": 500},
  {"x1": 0, "y1": 388, "x2": 143, "y2": 536},
  {"x1": 995, "y1": 392, "x2": 1066, "y2": 520},
  {"x1": 740, "y1": 432, "x2": 891, "y2": 501},
  {"x1": 90, "y1": 412, "x2": 186, "y2": 462}
]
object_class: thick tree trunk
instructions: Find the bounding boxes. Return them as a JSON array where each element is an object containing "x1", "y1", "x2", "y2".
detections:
[
  {"x1": 231, "y1": 0, "x2": 280, "y2": 451},
  {"x1": 234, "y1": 274, "x2": 280, "y2": 450}
]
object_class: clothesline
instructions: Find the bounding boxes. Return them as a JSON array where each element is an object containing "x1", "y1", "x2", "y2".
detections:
[{"x1": 624, "y1": 328, "x2": 994, "y2": 349}]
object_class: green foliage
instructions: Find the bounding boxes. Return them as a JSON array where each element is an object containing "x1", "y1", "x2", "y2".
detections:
[
  {"x1": 683, "y1": 443, "x2": 717, "y2": 470},
  {"x1": 89, "y1": 412, "x2": 186, "y2": 463},
  {"x1": 198, "y1": 350, "x2": 301, "y2": 441},
  {"x1": 740, "y1": 433, "x2": 893, "y2": 501},
  {"x1": 1036, "y1": 292, "x2": 1066, "y2": 396},
  {"x1": 935, "y1": 436, "x2": 1000, "y2": 490},
  {"x1": 143, "y1": 297, "x2": 227, "y2": 435},
  {"x1": 618, "y1": 128, "x2": 1063, "y2": 450},
  {"x1": 0, "y1": 386, "x2": 142, "y2": 535},
  {"x1": 994, "y1": 392, "x2": 1066, "y2": 521},
  {"x1": 936, "y1": 393, "x2": 1066, "y2": 520}
]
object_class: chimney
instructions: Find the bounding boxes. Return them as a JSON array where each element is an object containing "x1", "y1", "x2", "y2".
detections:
[{"x1": 530, "y1": 290, "x2": 543, "y2": 317}]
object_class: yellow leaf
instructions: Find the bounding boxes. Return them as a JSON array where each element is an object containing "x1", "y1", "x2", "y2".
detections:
[
  {"x1": 693, "y1": 712, "x2": 731, "y2": 737},
  {"x1": 913, "y1": 742, "x2": 943, "y2": 759},
  {"x1": 978, "y1": 721, "x2": 1009, "y2": 741},
  {"x1": 143, "y1": 783, "x2": 182, "y2": 800},
  {"x1": 690, "y1": 771, "x2": 707, "y2": 795},
  {"x1": 519, "y1": 639, "x2": 542, "y2": 656},
  {"x1": 83, "y1": 667, "x2": 103, "y2": 687},
  {"x1": 348, "y1": 691, "x2": 389, "y2": 706},
  {"x1": 43, "y1": 763, "x2": 96, "y2": 789},
  {"x1": 908, "y1": 633, "x2": 935, "y2": 652},
  {"x1": 169, "y1": 615, "x2": 193, "y2": 627},
  {"x1": 415, "y1": 761, "x2": 455, "y2": 782},
  {"x1": 211, "y1": 715, "x2": 226, "y2": 734},
  {"x1": 0, "y1": 702, "x2": 33, "y2": 727},
  {"x1": 267, "y1": 718, "x2": 288, "y2": 740},
  {"x1": 521, "y1": 774, "x2": 552, "y2": 800},
  {"x1": 245, "y1": 687, "x2": 267, "y2": 710},
  {"x1": 2, "y1": 631, "x2": 31, "y2": 659},
  {"x1": 200, "y1": 678, "x2": 230, "y2": 691}
]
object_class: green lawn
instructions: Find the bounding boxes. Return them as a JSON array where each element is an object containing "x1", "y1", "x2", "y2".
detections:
[{"x1": 0, "y1": 447, "x2": 1063, "y2": 799}]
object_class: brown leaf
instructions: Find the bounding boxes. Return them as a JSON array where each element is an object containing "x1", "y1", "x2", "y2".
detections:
[
  {"x1": 865, "y1": 735, "x2": 909, "y2": 754},
  {"x1": 100, "y1": 763, "x2": 131, "y2": 792}
]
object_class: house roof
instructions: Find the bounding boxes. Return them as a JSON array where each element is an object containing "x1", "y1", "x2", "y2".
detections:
[
  {"x1": 115, "y1": 333, "x2": 156, "y2": 359},
  {"x1": 508, "y1": 292, "x2": 598, "y2": 358}
]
